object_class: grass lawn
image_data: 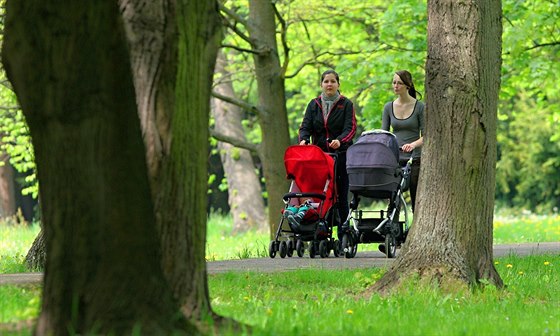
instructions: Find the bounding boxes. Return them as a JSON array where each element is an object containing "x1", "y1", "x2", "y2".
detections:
[{"x1": 1, "y1": 212, "x2": 559, "y2": 335}]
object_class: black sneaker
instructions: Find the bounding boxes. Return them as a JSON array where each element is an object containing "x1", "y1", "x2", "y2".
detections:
[{"x1": 378, "y1": 244, "x2": 386, "y2": 254}]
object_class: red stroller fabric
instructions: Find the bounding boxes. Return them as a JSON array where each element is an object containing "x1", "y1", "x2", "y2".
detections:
[{"x1": 284, "y1": 145, "x2": 335, "y2": 217}]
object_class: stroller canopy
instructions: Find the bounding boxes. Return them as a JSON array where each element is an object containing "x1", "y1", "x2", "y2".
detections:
[
  {"x1": 346, "y1": 130, "x2": 401, "y2": 197},
  {"x1": 284, "y1": 145, "x2": 335, "y2": 216},
  {"x1": 346, "y1": 130, "x2": 399, "y2": 170}
]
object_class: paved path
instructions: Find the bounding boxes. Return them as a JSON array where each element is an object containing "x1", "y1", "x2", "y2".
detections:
[{"x1": 2, "y1": 242, "x2": 558, "y2": 285}]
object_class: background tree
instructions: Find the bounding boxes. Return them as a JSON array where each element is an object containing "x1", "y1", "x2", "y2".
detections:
[
  {"x1": 212, "y1": 50, "x2": 266, "y2": 233},
  {"x1": 372, "y1": 0, "x2": 503, "y2": 292},
  {"x1": 2, "y1": 1, "x2": 196, "y2": 334},
  {"x1": 218, "y1": 0, "x2": 291, "y2": 236}
]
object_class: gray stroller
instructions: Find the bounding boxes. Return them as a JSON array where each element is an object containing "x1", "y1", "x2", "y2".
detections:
[{"x1": 340, "y1": 130, "x2": 412, "y2": 258}]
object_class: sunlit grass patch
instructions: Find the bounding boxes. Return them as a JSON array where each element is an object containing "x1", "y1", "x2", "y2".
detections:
[
  {"x1": 209, "y1": 255, "x2": 560, "y2": 335},
  {"x1": 493, "y1": 213, "x2": 560, "y2": 244}
]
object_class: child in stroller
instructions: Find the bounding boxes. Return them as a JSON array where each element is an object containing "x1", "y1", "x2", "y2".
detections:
[
  {"x1": 269, "y1": 144, "x2": 340, "y2": 259},
  {"x1": 283, "y1": 198, "x2": 315, "y2": 229},
  {"x1": 340, "y1": 130, "x2": 412, "y2": 258}
]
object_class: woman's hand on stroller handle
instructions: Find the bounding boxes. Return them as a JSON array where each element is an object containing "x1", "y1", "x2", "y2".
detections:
[
  {"x1": 327, "y1": 138, "x2": 341, "y2": 150},
  {"x1": 399, "y1": 146, "x2": 414, "y2": 166},
  {"x1": 400, "y1": 143, "x2": 416, "y2": 153}
]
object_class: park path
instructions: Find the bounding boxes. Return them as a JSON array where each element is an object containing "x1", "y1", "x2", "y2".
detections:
[{"x1": 1, "y1": 242, "x2": 559, "y2": 285}]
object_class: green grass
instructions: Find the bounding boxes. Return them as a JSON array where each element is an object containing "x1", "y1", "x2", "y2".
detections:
[
  {"x1": 1, "y1": 212, "x2": 559, "y2": 264},
  {"x1": 493, "y1": 213, "x2": 560, "y2": 244},
  {"x1": 0, "y1": 212, "x2": 559, "y2": 334},
  {"x1": 209, "y1": 254, "x2": 559, "y2": 335}
]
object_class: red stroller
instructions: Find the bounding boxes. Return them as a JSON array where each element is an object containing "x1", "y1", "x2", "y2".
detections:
[{"x1": 269, "y1": 145, "x2": 341, "y2": 258}]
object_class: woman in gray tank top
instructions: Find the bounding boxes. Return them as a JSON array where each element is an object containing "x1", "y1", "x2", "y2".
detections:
[{"x1": 381, "y1": 70, "x2": 425, "y2": 213}]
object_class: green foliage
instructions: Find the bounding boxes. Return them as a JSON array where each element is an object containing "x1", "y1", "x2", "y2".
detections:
[
  {"x1": 0, "y1": 86, "x2": 38, "y2": 199},
  {"x1": 218, "y1": 0, "x2": 559, "y2": 213},
  {"x1": 280, "y1": 1, "x2": 427, "y2": 134},
  {"x1": 497, "y1": 0, "x2": 560, "y2": 211},
  {"x1": 496, "y1": 95, "x2": 560, "y2": 211}
]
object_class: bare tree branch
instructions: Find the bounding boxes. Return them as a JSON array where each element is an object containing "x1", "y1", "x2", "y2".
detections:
[
  {"x1": 285, "y1": 49, "x2": 363, "y2": 78},
  {"x1": 218, "y1": 2, "x2": 253, "y2": 46},
  {"x1": 210, "y1": 128, "x2": 259, "y2": 153},
  {"x1": 273, "y1": 3, "x2": 290, "y2": 78},
  {"x1": 221, "y1": 43, "x2": 261, "y2": 55},
  {"x1": 211, "y1": 90, "x2": 260, "y2": 115},
  {"x1": 503, "y1": 40, "x2": 560, "y2": 55},
  {"x1": 0, "y1": 106, "x2": 20, "y2": 111},
  {"x1": 525, "y1": 41, "x2": 560, "y2": 51}
]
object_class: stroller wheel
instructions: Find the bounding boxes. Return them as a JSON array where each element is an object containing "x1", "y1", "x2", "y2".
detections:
[
  {"x1": 333, "y1": 239, "x2": 341, "y2": 257},
  {"x1": 341, "y1": 233, "x2": 356, "y2": 259},
  {"x1": 319, "y1": 240, "x2": 329, "y2": 258},
  {"x1": 296, "y1": 239, "x2": 305, "y2": 258},
  {"x1": 279, "y1": 241, "x2": 288, "y2": 258},
  {"x1": 385, "y1": 233, "x2": 397, "y2": 258},
  {"x1": 268, "y1": 240, "x2": 277, "y2": 259},
  {"x1": 287, "y1": 239, "x2": 294, "y2": 257},
  {"x1": 309, "y1": 241, "x2": 316, "y2": 258}
]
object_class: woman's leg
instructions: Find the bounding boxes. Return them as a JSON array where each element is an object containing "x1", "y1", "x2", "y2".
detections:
[{"x1": 409, "y1": 160, "x2": 420, "y2": 213}]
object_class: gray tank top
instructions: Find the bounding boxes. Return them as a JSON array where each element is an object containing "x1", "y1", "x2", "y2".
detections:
[{"x1": 381, "y1": 100, "x2": 425, "y2": 161}]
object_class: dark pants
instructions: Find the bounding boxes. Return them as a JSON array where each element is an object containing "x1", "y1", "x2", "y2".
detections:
[
  {"x1": 401, "y1": 158, "x2": 421, "y2": 213},
  {"x1": 336, "y1": 151, "x2": 349, "y2": 238}
]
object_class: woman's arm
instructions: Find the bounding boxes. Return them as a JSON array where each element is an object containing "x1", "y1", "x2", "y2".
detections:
[
  {"x1": 381, "y1": 102, "x2": 391, "y2": 131},
  {"x1": 298, "y1": 100, "x2": 315, "y2": 144},
  {"x1": 336, "y1": 99, "x2": 357, "y2": 146}
]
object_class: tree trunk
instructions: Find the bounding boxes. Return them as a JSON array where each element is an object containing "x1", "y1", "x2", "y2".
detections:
[
  {"x1": 2, "y1": 1, "x2": 194, "y2": 334},
  {"x1": 248, "y1": 0, "x2": 291, "y2": 237},
  {"x1": 0, "y1": 152, "x2": 16, "y2": 218},
  {"x1": 122, "y1": 0, "x2": 226, "y2": 324},
  {"x1": 25, "y1": 228, "x2": 45, "y2": 270},
  {"x1": 160, "y1": 0, "x2": 222, "y2": 321},
  {"x1": 213, "y1": 51, "x2": 266, "y2": 233},
  {"x1": 372, "y1": 0, "x2": 503, "y2": 293}
]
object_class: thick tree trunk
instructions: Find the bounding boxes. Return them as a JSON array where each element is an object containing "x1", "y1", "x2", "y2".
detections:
[
  {"x1": 248, "y1": 0, "x2": 291, "y2": 237},
  {"x1": 372, "y1": 0, "x2": 503, "y2": 293},
  {"x1": 0, "y1": 152, "x2": 16, "y2": 218},
  {"x1": 213, "y1": 51, "x2": 266, "y2": 233},
  {"x1": 167, "y1": 1, "x2": 222, "y2": 320},
  {"x1": 2, "y1": 1, "x2": 193, "y2": 334},
  {"x1": 120, "y1": 0, "x2": 225, "y2": 327}
]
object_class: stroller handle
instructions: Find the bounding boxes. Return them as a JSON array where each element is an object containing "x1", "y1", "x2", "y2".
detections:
[
  {"x1": 398, "y1": 146, "x2": 415, "y2": 166},
  {"x1": 282, "y1": 192, "x2": 326, "y2": 202}
]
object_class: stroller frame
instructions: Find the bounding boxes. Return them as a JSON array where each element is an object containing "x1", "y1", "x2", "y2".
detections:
[
  {"x1": 340, "y1": 130, "x2": 412, "y2": 258},
  {"x1": 269, "y1": 145, "x2": 341, "y2": 259}
]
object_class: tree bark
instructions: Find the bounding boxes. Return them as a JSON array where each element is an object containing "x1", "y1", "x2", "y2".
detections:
[
  {"x1": 2, "y1": 1, "x2": 194, "y2": 334},
  {"x1": 247, "y1": 0, "x2": 291, "y2": 237},
  {"x1": 0, "y1": 152, "x2": 16, "y2": 218},
  {"x1": 372, "y1": 0, "x2": 503, "y2": 293},
  {"x1": 120, "y1": 0, "x2": 227, "y2": 328},
  {"x1": 160, "y1": 0, "x2": 222, "y2": 321},
  {"x1": 213, "y1": 50, "x2": 266, "y2": 233}
]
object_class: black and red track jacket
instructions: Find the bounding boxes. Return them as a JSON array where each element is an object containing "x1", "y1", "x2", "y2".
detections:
[{"x1": 298, "y1": 95, "x2": 357, "y2": 152}]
